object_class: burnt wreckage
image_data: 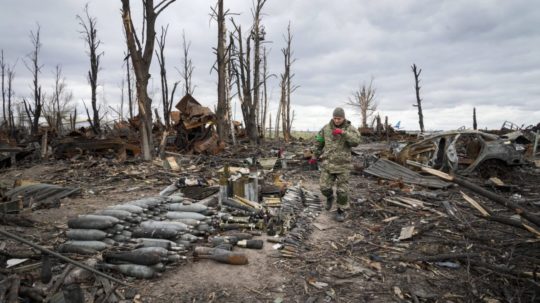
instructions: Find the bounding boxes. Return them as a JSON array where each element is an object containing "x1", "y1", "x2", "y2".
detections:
[{"x1": 396, "y1": 130, "x2": 527, "y2": 174}]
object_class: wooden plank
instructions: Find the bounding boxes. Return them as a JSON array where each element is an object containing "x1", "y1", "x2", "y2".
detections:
[
  {"x1": 166, "y1": 157, "x2": 180, "y2": 171},
  {"x1": 461, "y1": 191, "x2": 490, "y2": 216}
]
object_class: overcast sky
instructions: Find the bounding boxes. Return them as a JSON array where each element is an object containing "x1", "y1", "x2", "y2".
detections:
[{"x1": 1, "y1": 0, "x2": 539, "y2": 131}]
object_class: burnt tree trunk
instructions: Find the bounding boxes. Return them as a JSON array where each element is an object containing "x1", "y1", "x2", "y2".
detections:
[
  {"x1": 1, "y1": 50, "x2": 5, "y2": 125},
  {"x1": 411, "y1": 63, "x2": 424, "y2": 133},
  {"x1": 24, "y1": 25, "x2": 43, "y2": 135},
  {"x1": 473, "y1": 107, "x2": 477, "y2": 130},
  {"x1": 230, "y1": 0, "x2": 266, "y2": 144},
  {"x1": 215, "y1": 0, "x2": 229, "y2": 140},
  {"x1": 260, "y1": 47, "x2": 269, "y2": 138},
  {"x1": 7, "y1": 66, "x2": 15, "y2": 131},
  {"x1": 125, "y1": 50, "x2": 134, "y2": 120},
  {"x1": 155, "y1": 25, "x2": 178, "y2": 129},
  {"x1": 78, "y1": 4, "x2": 102, "y2": 134},
  {"x1": 180, "y1": 30, "x2": 195, "y2": 96},
  {"x1": 226, "y1": 32, "x2": 236, "y2": 145},
  {"x1": 252, "y1": 1, "x2": 264, "y2": 140},
  {"x1": 231, "y1": 23, "x2": 257, "y2": 143},
  {"x1": 280, "y1": 22, "x2": 296, "y2": 141},
  {"x1": 121, "y1": 0, "x2": 176, "y2": 160}
]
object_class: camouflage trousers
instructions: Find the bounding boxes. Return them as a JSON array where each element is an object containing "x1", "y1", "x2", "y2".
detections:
[{"x1": 319, "y1": 170, "x2": 350, "y2": 209}]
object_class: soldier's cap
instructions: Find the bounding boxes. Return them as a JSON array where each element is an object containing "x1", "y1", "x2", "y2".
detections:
[{"x1": 333, "y1": 107, "x2": 345, "y2": 118}]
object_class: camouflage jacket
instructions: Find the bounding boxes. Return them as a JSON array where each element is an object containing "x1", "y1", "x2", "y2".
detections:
[{"x1": 314, "y1": 119, "x2": 361, "y2": 173}]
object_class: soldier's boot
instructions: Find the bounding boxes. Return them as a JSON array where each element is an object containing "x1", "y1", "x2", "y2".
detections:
[
  {"x1": 335, "y1": 208, "x2": 345, "y2": 222},
  {"x1": 321, "y1": 189, "x2": 334, "y2": 211},
  {"x1": 325, "y1": 195, "x2": 335, "y2": 211},
  {"x1": 334, "y1": 192, "x2": 348, "y2": 222}
]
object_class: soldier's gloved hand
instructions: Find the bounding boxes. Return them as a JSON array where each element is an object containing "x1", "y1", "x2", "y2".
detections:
[
  {"x1": 332, "y1": 128, "x2": 344, "y2": 136},
  {"x1": 308, "y1": 158, "x2": 317, "y2": 165}
]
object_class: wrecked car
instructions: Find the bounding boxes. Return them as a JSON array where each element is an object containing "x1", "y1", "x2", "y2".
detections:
[{"x1": 396, "y1": 130, "x2": 527, "y2": 175}]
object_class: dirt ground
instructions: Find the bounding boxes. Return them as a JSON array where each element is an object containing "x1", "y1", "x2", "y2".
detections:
[{"x1": 1, "y1": 148, "x2": 540, "y2": 302}]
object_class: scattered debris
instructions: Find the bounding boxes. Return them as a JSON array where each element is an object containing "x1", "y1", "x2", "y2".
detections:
[
  {"x1": 1, "y1": 120, "x2": 539, "y2": 302},
  {"x1": 173, "y1": 94, "x2": 225, "y2": 155},
  {"x1": 2, "y1": 182, "x2": 80, "y2": 213},
  {"x1": 396, "y1": 130, "x2": 527, "y2": 174}
]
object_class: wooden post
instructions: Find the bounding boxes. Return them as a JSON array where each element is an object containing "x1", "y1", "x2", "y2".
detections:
[
  {"x1": 533, "y1": 130, "x2": 539, "y2": 159},
  {"x1": 159, "y1": 130, "x2": 169, "y2": 159},
  {"x1": 40, "y1": 131, "x2": 48, "y2": 159},
  {"x1": 385, "y1": 116, "x2": 389, "y2": 143}
]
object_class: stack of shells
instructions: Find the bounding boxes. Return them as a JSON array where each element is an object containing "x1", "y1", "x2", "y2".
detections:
[
  {"x1": 276, "y1": 186, "x2": 322, "y2": 258},
  {"x1": 61, "y1": 193, "x2": 216, "y2": 279}
]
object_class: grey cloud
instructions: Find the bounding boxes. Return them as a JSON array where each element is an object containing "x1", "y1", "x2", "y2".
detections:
[{"x1": 1, "y1": 0, "x2": 539, "y2": 131}]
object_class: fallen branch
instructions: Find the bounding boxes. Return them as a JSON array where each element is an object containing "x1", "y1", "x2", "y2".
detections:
[
  {"x1": 472, "y1": 214, "x2": 530, "y2": 231},
  {"x1": 469, "y1": 260, "x2": 540, "y2": 282},
  {"x1": 422, "y1": 167, "x2": 540, "y2": 228},
  {"x1": 460, "y1": 191, "x2": 540, "y2": 236},
  {"x1": 399, "y1": 253, "x2": 480, "y2": 262}
]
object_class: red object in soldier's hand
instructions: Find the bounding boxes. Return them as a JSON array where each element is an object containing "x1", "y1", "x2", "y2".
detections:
[
  {"x1": 308, "y1": 158, "x2": 317, "y2": 165},
  {"x1": 332, "y1": 128, "x2": 344, "y2": 135}
]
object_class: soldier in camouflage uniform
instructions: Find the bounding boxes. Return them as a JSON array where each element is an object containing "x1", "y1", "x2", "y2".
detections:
[{"x1": 311, "y1": 107, "x2": 361, "y2": 222}]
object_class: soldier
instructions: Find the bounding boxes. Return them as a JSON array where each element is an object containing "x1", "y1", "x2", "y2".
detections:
[{"x1": 310, "y1": 107, "x2": 361, "y2": 222}]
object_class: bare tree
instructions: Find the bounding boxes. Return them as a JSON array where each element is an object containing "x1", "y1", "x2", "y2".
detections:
[
  {"x1": 268, "y1": 112, "x2": 272, "y2": 138},
  {"x1": 1, "y1": 52, "x2": 16, "y2": 132},
  {"x1": 347, "y1": 78, "x2": 377, "y2": 128},
  {"x1": 179, "y1": 30, "x2": 195, "y2": 96},
  {"x1": 252, "y1": 1, "x2": 265, "y2": 139},
  {"x1": 214, "y1": 0, "x2": 229, "y2": 140},
  {"x1": 226, "y1": 32, "x2": 237, "y2": 145},
  {"x1": 473, "y1": 107, "x2": 477, "y2": 130},
  {"x1": 69, "y1": 108, "x2": 77, "y2": 131},
  {"x1": 23, "y1": 24, "x2": 44, "y2": 135},
  {"x1": 77, "y1": 4, "x2": 103, "y2": 134},
  {"x1": 6, "y1": 65, "x2": 15, "y2": 131},
  {"x1": 155, "y1": 25, "x2": 179, "y2": 129},
  {"x1": 16, "y1": 103, "x2": 26, "y2": 128},
  {"x1": 279, "y1": 22, "x2": 297, "y2": 141},
  {"x1": 1, "y1": 50, "x2": 5, "y2": 125},
  {"x1": 411, "y1": 63, "x2": 425, "y2": 133},
  {"x1": 230, "y1": 0, "x2": 266, "y2": 143},
  {"x1": 230, "y1": 22, "x2": 254, "y2": 142},
  {"x1": 259, "y1": 46, "x2": 269, "y2": 138},
  {"x1": 43, "y1": 65, "x2": 73, "y2": 133},
  {"x1": 274, "y1": 97, "x2": 281, "y2": 139},
  {"x1": 121, "y1": 0, "x2": 176, "y2": 160}
]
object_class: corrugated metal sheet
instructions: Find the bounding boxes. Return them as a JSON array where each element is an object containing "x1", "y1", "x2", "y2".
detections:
[{"x1": 364, "y1": 159, "x2": 451, "y2": 189}]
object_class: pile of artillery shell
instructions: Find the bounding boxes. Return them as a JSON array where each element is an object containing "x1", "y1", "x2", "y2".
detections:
[{"x1": 62, "y1": 192, "x2": 217, "y2": 279}]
